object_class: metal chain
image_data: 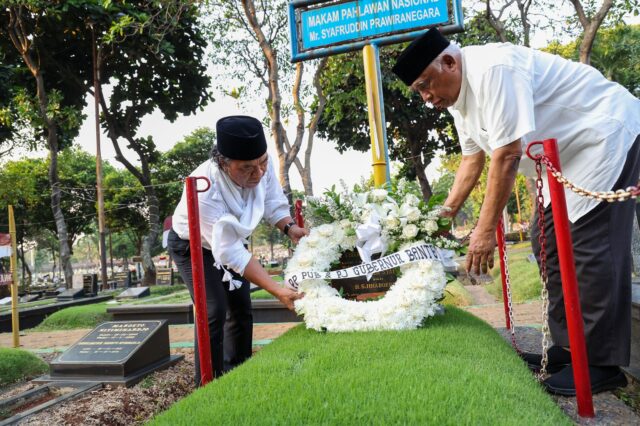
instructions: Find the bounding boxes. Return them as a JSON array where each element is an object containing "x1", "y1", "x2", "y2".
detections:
[
  {"x1": 498, "y1": 219, "x2": 520, "y2": 353},
  {"x1": 535, "y1": 159, "x2": 552, "y2": 380},
  {"x1": 540, "y1": 156, "x2": 640, "y2": 202}
]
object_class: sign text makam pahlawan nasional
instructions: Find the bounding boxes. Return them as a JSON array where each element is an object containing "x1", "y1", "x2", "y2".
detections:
[{"x1": 289, "y1": 0, "x2": 462, "y2": 61}]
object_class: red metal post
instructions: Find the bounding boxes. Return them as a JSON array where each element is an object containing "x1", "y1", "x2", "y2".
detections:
[
  {"x1": 185, "y1": 176, "x2": 213, "y2": 385},
  {"x1": 495, "y1": 217, "x2": 511, "y2": 329},
  {"x1": 542, "y1": 138, "x2": 594, "y2": 417},
  {"x1": 294, "y1": 199, "x2": 304, "y2": 228}
]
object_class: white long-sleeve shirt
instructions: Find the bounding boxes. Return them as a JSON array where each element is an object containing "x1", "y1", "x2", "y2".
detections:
[
  {"x1": 448, "y1": 43, "x2": 640, "y2": 222},
  {"x1": 172, "y1": 157, "x2": 290, "y2": 274}
]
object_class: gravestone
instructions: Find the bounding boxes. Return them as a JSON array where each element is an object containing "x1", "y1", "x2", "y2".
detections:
[
  {"x1": 0, "y1": 296, "x2": 12, "y2": 305},
  {"x1": 37, "y1": 320, "x2": 182, "y2": 387},
  {"x1": 330, "y1": 250, "x2": 396, "y2": 301},
  {"x1": 155, "y1": 268, "x2": 173, "y2": 286},
  {"x1": 20, "y1": 294, "x2": 40, "y2": 303},
  {"x1": 113, "y1": 271, "x2": 132, "y2": 289},
  {"x1": 82, "y1": 274, "x2": 98, "y2": 296},
  {"x1": 56, "y1": 288, "x2": 84, "y2": 301},
  {"x1": 116, "y1": 287, "x2": 150, "y2": 300},
  {"x1": 627, "y1": 283, "x2": 640, "y2": 381}
]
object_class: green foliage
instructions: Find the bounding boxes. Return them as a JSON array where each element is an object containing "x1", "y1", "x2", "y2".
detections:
[
  {"x1": 155, "y1": 127, "x2": 215, "y2": 220},
  {"x1": 151, "y1": 308, "x2": 570, "y2": 425},
  {"x1": 317, "y1": 44, "x2": 458, "y2": 197},
  {"x1": 149, "y1": 284, "x2": 187, "y2": 297},
  {"x1": 0, "y1": 348, "x2": 48, "y2": 387},
  {"x1": 432, "y1": 153, "x2": 532, "y2": 228},
  {"x1": 486, "y1": 242, "x2": 542, "y2": 303},
  {"x1": 545, "y1": 24, "x2": 640, "y2": 97},
  {"x1": 35, "y1": 302, "x2": 111, "y2": 331}
]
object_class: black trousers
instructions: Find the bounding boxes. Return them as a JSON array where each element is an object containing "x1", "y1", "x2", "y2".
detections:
[
  {"x1": 167, "y1": 229, "x2": 253, "y2": 385},
  {"x1": 531, "y1": 135, "x2": 640, "y2": 366}
]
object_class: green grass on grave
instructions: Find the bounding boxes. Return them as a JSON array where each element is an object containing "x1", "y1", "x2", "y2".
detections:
[
  {"x1": 33, "y1": 302, "x2": 110, "y2": 331},
  {"x1": 0, "y1": 348, "x2": 48, "y2": 387},
  {"x1": 151, "y1": 307, "x2": 569, "y2": 425},
  {"x1": 442, "y1": 279, "x2": 473, "y2": 306},
  {"x1": 485, "y1": 242, "x2": 542, "y2": 303},
  {"x1": 149, "y1": 284, "x2": 187, "y2": 297}
]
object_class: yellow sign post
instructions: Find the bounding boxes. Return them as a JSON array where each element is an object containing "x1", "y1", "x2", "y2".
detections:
[
  {"x1": 8, "y1": 205, "x2": 20, "y2": 347},
  {"x1": 362, "y1": 44, "x2": 390, "y2": 188}
]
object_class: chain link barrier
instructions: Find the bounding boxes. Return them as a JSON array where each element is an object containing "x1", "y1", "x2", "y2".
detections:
[
  {"x1": 535, "y1": 159, "x2": 552, "y2": 380},
  {"x1": 539, "y1": 155, "x2": 640, "y2": 202},
  {"x1": 498, "y1": 219, "x2": 520, "y2": 353},
  {"x1": 532, "y1": 152, "x2": 638, "y2": 380}
]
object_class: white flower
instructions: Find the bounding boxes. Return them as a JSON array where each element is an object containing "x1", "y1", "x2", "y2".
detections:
[
  {"x1": 402, "y1": 224, "x2": 419, "y2": 239},
  {"x1": 351, "y1": 192, "x2": 368, "y2": 208},
  {"x1": 403, "y1": 193, "x2": 421, "y2": 206},
  {"x1": 317, "y1": 224, "x2": 335, "y2": 237},
  {"x1": 399, "y1": 203, "x2": 421, "y2": 222},
  {"x1": 422, "y1": 219, "x2": 439, "y2": 235},
  {"x1": 384, "y1": 213, "x2": 400, "y2": 230},
  {"x1": 370, "y1": 188, "x2": 388, "y2": 202},
  {"x1": 304, "y1": 234, "x2": 321, "y2": 247}
]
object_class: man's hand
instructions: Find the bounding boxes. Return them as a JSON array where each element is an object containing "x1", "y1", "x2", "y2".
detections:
[
  {"x1": 275, "y1": 287, "x2": 304, "y2": 311},
  {"x1": 287, "y1": 225, "x2": 309, "y2": 244},
  {"x1": 466, "y1": 228, "x2": 496, "y2": 275}
]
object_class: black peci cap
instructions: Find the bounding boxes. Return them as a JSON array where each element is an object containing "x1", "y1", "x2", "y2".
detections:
[
  {"x1": 392, "y1": 28, "x2": 451, "y2": 86},
  {"x1": 216, "y1": 115, "x2": 268, "y2": 161}
]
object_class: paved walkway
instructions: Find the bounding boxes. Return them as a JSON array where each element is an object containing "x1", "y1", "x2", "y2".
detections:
[{"x1": 0, "y1": 323, "x2": 299, "y2": 352}]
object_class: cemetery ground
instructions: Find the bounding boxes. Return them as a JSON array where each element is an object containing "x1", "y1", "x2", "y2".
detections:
[{"x1": 0, "y1": 243, "x2": 638, "y2": 424}]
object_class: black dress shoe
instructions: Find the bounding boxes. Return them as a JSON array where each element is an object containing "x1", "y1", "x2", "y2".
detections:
[
  {"x1": 543, "y1": 364, "x2": 628, "y2": 396},
  {"x1": 520, "y1": 346, "x2": 572, "y2": 373}
]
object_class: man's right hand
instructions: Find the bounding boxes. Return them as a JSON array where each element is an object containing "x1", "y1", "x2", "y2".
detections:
[{"x1": 276, "y1": 287, "x2": 303, "y2": 311}]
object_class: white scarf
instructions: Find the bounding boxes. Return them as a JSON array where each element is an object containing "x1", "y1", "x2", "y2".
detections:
[{"x1": 211, "y1": 162, "x2": 265, "y2": 290}]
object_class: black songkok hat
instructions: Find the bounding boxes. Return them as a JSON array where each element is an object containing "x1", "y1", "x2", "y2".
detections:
[
  {"x1": 216, "y1": 115, "x2": 267, "y2": 161},
  {"x1": 392, "y1": 27, "x2": 451, "y2": 86}
]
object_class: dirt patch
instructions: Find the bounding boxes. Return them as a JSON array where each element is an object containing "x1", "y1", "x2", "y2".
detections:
[{"x1": 20, "y1": 354, "x2": 196, "y2": 425}]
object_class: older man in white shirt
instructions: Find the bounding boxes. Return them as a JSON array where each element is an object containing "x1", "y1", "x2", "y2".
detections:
[
  {"x1": 393, "y1": 28, "x2": 640, "y2": 396},
  {"x1": 169, "y1": 115, "x2": 306, "y2": 384}
]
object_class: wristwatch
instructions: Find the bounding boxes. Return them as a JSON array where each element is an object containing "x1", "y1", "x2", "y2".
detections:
[{"x1": 282, "y1": 220, "x2": 297, "y2": 236}]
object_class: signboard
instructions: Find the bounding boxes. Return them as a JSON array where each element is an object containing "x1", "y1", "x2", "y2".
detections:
[
  {"x1": 330, "y1": 249, "x2": 397, "y2": 300},
  {"x1": 289, "y1": 0, "x2": 463, "y2": 61}
]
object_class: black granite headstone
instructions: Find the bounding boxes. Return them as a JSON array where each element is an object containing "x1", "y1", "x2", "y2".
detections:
[
  {"x1": 114, "y1": 271, "x2": 132, "y2": 288},
  {"x1": 155, "y1": 268, "x2": 173, "y2": 286},
  {"x1": 41, "y1": 320, "x2": 182, "y2": 386},
  {"x1": 83, "y1": 274, "x2": 98, "y2": 296},
  {"x1": 20, "y1": 294, "x2": 40, "y2": 303},
  {"x1": 330, "y1": 250, "x2": 397, "y2": 300},
  {"x1": 57, "y1": 288, "x2": 84, "y2": 301},
  {"x1": 116, "y1": 287, "x2": 150, "y2": 300}
]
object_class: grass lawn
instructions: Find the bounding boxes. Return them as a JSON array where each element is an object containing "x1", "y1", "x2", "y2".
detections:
[
  {"x1": 442, "y1": 280, "x2": 473, "y2": 306},
  {"x1": 486, "y1": 242, "x2": 542, "y2": 303},
  {"x1": 149, "y1": 284, "x2": 187, "y2": 297},
  {"x1": 33, "y1": 302, "x2": 110, "y2": 331},
  {"x1": 0, "y1": 348, "x2": 48, "y2": 387},
  {"x1": 151, "y1": 307, "x2": 569, "y2": 425}
]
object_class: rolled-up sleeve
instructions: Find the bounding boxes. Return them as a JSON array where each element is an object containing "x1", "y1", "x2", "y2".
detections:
[{"x1": 263, "y1": 158, "x2": 291, "y2": 225}]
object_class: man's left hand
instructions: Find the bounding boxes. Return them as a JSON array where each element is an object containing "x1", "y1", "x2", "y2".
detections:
[
  {"x1": 288, "y1": 225, "x2": 309, "y2": 244},
  {"x1": 466, "y1": 228, "x2": 496, "y2": 275}
]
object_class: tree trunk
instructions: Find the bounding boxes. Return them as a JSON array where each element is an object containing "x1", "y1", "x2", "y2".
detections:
[
  {"x1": 569, "y1": 0, "x2": 615, "y2": 65},
  {"x1": 407, "y1": 139, "x2": 432, "y2": 201},
  {"x1": 7, "y1": 7, "x2": 74, "y2": 287}
]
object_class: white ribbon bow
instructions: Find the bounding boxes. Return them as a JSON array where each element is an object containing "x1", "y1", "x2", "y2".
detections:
[
  {"x1": 216, "y1": 263, "x2": 244, "y2": 291},
  {"x1": 355, "y1": 211, "x2": 388, "y2": 280}
]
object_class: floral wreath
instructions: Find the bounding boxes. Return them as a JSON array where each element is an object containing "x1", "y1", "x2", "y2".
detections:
[{"x1": 284, "y1": 179, "x2": 461, "y2": 333}]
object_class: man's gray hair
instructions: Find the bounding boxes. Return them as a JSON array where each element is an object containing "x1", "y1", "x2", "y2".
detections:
[{"x1": 210, "y1": 146, "x2": 232, "y2": 169}]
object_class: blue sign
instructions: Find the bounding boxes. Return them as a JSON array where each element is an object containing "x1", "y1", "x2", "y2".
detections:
[{"x1": 289, "y1": 0, "x2": 463, "y2": 62}]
